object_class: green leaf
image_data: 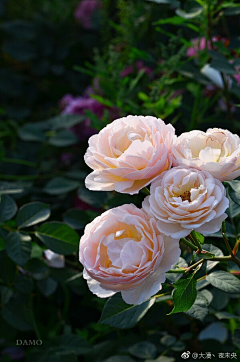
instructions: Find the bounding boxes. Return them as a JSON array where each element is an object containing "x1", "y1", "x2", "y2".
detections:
[
  {"x1": 77, "y1": 186, "x2": 108, "y2": 208},
  {"x1": 99, "y1": 293, "x2": 155, "y2": 329},
  {"x1": 63, "y1": 209, "x2": 90, "y2": 230},
  {"x1": 90, "y1": 95, "x2": 114, "y2": 107},
  {"x1": 5, "y1": 232, "x2": 31, "y2": 266},
  {"x1": 193, "y1": 231, "x2": 204, "y2": 244},
  {"x1": 148, "y1": 0, "x2": 180, "y2": 7},
  {"x1": 210, "y1": 288, "x2": 229, "y2": 310},
  {"x1": 18, "y1": 122, "x2": 48, "y2": 142},
  {"x1": 160, "y1": 335, "x2": 177, "y2": 347},
  {"x1": 0, "y1": 237, "x2": 5, "y2": 251},
  {"x1": 48, "y1": 130, "x2": 78, "y2": 147},
  {"x1": 168, "y1": 275, "x2": 197, "y2": 314},
  {"x1": 55, "y1": 334, "x2": 92, "y2": 355},
  {"x1": 2, "y1": 294, "x2": 33, "y2": 331},
  {"x1": 0, "y1": 181, "x2": 24, "y2": 194},
  {"x1": 215, "y1": 311, "x2": 240, "y2": 320},
  {"x1": 129, "y1": 342, "x2": 157, "y2": 359},
  {"x1": 209, "y1": 51, "x2": 236, "y2": 75},
  {"x1": 0, "y1": 195, "x2": 17, "y2": 222},
  {"x1": 206, "y1": 271, "x2": 240, "y2": 293},
  {"x1": 35, "y1": 222, "x2": 79, "y2": 255},
  {"x1": 49, "y1": 114, "x2": 85, "y2": 130},
  {"x1": 25, "y1": 258, "x2": 49, "y2": 280},
  {"x1": 16, "y1": 202, "x2": 50, "y2": 228},
  {"x1": 14, "y1": 274, "x2": 34, "y2": 294},
  {"x1": 104, "y1": 357, "x2": 135, "y2": 362},
  {"x1": 37, "y1": 277, "x2": 58, "y2": 297},
  {"x1": 176, "y1": 7, "x2": 203, "y2": 19},
  {"x1": 154, "y1": 15, "x2": 186, "y2": 26},
  {"x1": 232, "y1": 328, "x2": 240, "y2": 349},
  {"x1": 185, "y1": 291, "x2": 209, "y2": 321},
  {"x1": 1, "y1": 20, "x2": 35, "y2": 40},
  {"x1": 227, "y1": 180, "x2": 240, "y2": 206},
  {"x1": 44, "y1": 177, "x2": 79, "y2": 195},
  {"x1": 198, "y1": 322, "x2": 228, "y2": 343},
  {"x1": 201, "y1": 244, "x2": 224, "y2": 271},
  {"x1": 224, "y1": 6, "x2": 240, "y2": 16}
]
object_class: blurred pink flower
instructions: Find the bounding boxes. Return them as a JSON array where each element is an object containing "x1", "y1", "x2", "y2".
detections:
[
  {"x1": 186, "y1": 36, "x2": 227, "y2": 57},
  {"x1": 74, "y1": 0, "x2": 100, "y2": 29},
  {"x1": 121, "y1": 61, "x2": 153, "y2": 78},
  {"x1": 234, "y1": 72, "x2": 240, "y2": 86}
]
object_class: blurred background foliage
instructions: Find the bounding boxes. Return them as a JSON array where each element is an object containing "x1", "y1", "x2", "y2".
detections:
[{"x1": 0, "y1": 0, "x2": 240, "y2": 361}]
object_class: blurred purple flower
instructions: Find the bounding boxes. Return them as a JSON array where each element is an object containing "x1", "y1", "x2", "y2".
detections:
[
  {"x1": 60, "y1": 95, "x2": 101, "y2": 140},
  {"x1": 60, "y1": 90, "x2": 119, "y2": 141},
  {"x1": 74, "y1": 0, "x2": 100, "y2": 29},
  {"x1": 1, "y1": 347, "x2": 25, "y2": 360}
]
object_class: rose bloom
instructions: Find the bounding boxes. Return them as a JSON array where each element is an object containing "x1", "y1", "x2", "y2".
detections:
[
  {"x1": 142, "y1": 167, "x2": 229, "y2": 239},
  {"x1": 84, "y1": 115, "x2": 176, "y2": 194},
  {"x1": 79, "y1": 204, "x2": 181, "y2": 305},
  {"x1": 172, "y1": 128, "x2": 240, "y2": 181}
]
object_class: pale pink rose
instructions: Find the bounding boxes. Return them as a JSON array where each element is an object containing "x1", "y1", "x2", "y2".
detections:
[
  {"x1": 79, "y1": 204, "x2": 181, "y2": 305},
  {"x1": 172, "y1": 129, "x2": 240, "y2": 181},
  {"x1": 142, "y1": 167, "x2": 229, "y2": 239},
  {"x1": 44, "y1": 250, "x2": 65, "y2": 268},
  {"x1": 84, "y1": 115, "x2": 176, "y2": 194}
]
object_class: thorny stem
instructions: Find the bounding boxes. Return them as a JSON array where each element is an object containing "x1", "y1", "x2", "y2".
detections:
[{"x1": 233, "y1": 238, "x2": 240, "y2": 256}]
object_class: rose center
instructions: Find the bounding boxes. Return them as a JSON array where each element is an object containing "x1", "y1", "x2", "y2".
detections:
[{"x1": 180, "y1": 191, "x2": 191, "y2": 202}]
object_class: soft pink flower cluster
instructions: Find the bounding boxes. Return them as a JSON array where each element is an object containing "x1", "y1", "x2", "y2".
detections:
[
  {"x1": 74, "y1": 0, "x2": 101, "y2": 29},
  {"x1": 79, "y1": 115, "x2": 239, "y2": 304}
]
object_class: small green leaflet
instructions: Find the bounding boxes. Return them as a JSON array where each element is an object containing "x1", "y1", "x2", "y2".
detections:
[{"x1": 168, "y1": 274, "x2": 197, "y2": 315}]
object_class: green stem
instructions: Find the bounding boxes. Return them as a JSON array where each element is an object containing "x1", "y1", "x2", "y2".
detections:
[
  {"x1": 30, "y1": 294, "x2": 41, "y2": 340},
  {"x1": 167, "y1": 269, "x2": 186, "y2": 274},
  {"x1": 190, "y1": 231, "x2": 202, "y2": 252},
  {"x1": 221, "y1": 222, "x2": 234, "y2": 257},
  {"x1": 186, "y1": 259, "x2": 204, "y2": 273},
  {"x1": 154, "y1": 292, "x2": 172, "y2": 299},
  {"x1": 142, "y1": 187, "x2": 150, "y2": 195},
  {"x1": 180, "y1": 237, "x2": 198, "y2": 251}
]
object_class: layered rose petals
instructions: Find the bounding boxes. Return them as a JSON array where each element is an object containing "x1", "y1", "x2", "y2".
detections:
[
  {"x1": 84, "y1": 115, "x2": 176, "y2": 194},
  {"x1": 172, "y1": 128, "x2": 240, "y2": 181},
  {"x1": 142, "y1": 167, "x2": 229, "y2": 239},
  {"x1": 79, "y1": 204, "x2": 181, "y2": 305}
]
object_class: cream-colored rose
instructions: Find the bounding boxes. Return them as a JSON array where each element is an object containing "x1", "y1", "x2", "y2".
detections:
[
  {"x1": 142, "y1": 167, "x2": 229, "y2": 239},
  {"x1": 79, "y1": 204, "x2": 181, "y2": 305},
  {"x1": 172, "y1": 128, "x2": 240, "y2": 181},
  {"x1": 84, "y1": 115, "x2": 176, "y2": 194}
]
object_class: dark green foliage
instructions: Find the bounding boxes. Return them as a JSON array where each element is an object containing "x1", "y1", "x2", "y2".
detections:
[{"x1": 0, "y1": 0, "x2": 240, "y2": 361}]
